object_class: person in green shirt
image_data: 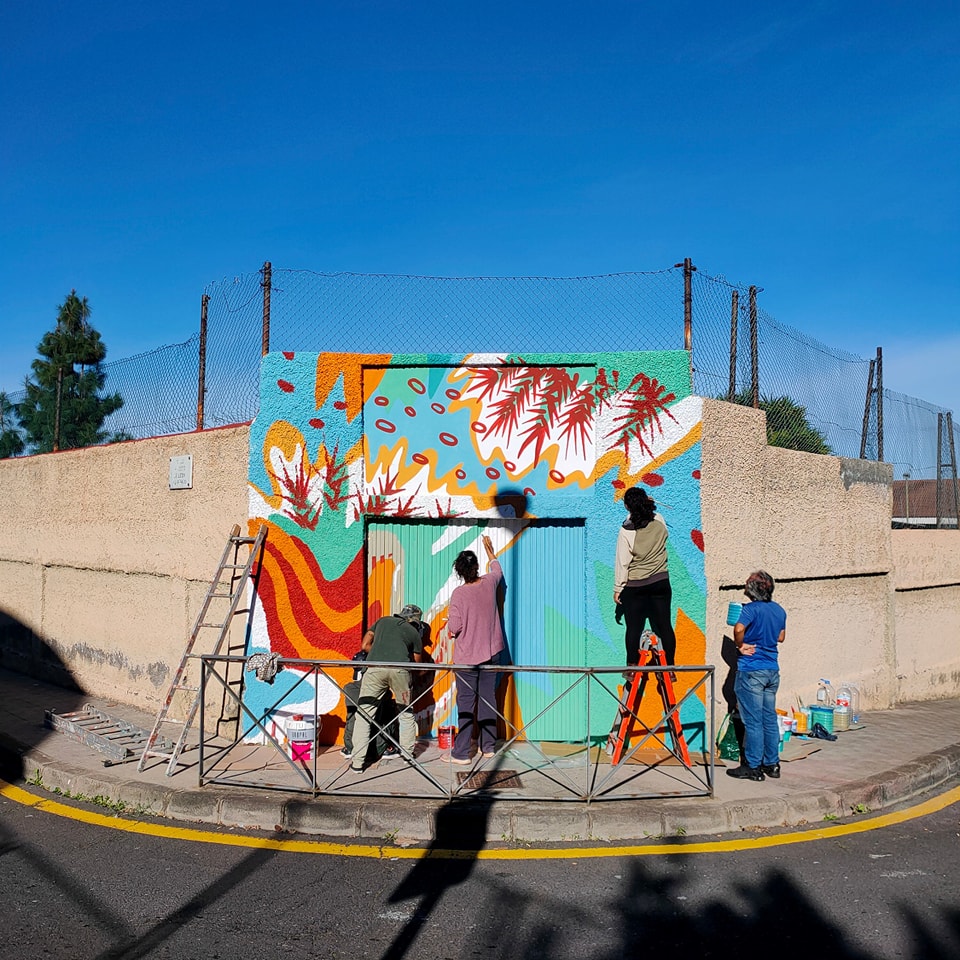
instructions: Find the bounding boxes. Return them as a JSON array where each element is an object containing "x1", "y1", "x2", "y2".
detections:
[{"x1": 349, "y1": 604, "x2": 424, "y2": 772}]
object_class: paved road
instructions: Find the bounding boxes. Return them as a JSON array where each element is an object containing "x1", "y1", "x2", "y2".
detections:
[{"x1": 2, "y1": 778, "x2": 958, "y2": 960}]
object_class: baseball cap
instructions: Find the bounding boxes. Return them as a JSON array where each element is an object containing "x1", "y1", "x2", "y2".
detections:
[{"x1": 398, "y1": 604, "x2": 423, "y2": 623}]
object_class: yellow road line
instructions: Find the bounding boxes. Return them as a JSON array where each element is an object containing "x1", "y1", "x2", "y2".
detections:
[{"x1": 3, "y1": 777, "x2": 958, "y2": 860}]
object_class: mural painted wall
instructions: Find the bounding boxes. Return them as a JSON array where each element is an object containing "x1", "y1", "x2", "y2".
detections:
[{"x1": 245, "y1": 351, "x2": 705, "y2": 747}]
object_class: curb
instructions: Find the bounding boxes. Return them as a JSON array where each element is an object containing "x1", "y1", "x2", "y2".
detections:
[{"x1": 4, "y1": 737, "x2": 960, "y2": 844}]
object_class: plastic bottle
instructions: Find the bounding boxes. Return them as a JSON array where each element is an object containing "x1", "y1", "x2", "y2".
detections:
[
  {"x1": 835, "y1": 684, "x2": 851, "y2": 710},
  {"x1": 816, "y1": 679, "x2": 834, "y2": 706},
  {"x1": 840, "y1": 681, "x2": 862, "y2": 723}
]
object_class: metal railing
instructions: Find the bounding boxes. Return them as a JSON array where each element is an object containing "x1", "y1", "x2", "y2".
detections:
[{"x1": 197, "y1": 655, "x2": 715, "y2": 803}]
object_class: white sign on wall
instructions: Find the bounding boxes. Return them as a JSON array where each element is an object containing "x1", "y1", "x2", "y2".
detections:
[{"x1": 169, "y1": 455, "x2": 193, "y2": 490}]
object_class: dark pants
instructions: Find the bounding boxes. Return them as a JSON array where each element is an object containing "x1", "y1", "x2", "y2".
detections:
[
  {"x1": 453, "y1": 659, "x2": 498, "y2": 759},
  {"x1": 621, "y1": 578, "x2": 676, "y2": 666}
]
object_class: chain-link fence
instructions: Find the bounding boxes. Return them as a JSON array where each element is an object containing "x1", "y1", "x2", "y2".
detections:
[{"x1": 1, "y1": 263, "x2": 958, "y2": 514}]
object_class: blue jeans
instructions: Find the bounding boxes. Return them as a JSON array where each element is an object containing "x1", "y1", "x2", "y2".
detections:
[{"x1": 734, "y1": 668, "x2": 780, "y2": 768}]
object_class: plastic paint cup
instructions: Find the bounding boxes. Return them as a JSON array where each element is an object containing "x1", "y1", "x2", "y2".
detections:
[{"x1": 726, "y1": 603, "x2": 742, "y2": 626}]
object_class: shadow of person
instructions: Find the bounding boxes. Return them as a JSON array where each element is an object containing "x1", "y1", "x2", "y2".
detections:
[
  {"x1": 0, "y1": 606, "x2": 85, "y2": 784},
  {"x1": 380, "y1": 792, "x2": 495, "y2": 960},
  {"x1": 720, "y1": 633, "x2": 745, "y2": 757}
]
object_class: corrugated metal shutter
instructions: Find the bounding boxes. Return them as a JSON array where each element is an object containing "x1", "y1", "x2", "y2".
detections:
[{"x1": 366, "y1": 518, "x2": 586, "y2": 742}]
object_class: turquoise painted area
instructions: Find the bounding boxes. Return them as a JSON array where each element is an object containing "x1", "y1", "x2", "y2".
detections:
[
  {"x1": 249, "y1": 348, "x2": 707, "y2": 743},
  {"x1": 249, "y1": 353, "x2": 354, "y2": 494}
]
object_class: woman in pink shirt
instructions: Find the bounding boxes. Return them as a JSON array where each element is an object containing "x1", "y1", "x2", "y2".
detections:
[{"x1": 444, "y1": 534, "x2": 504, "y2": 764}]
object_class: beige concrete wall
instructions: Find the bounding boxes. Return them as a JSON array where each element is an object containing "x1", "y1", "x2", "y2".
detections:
[
  {"x1": 891, "y1": 530, "x2": 960, "y2": 702},
  {"x1": 0, "y1": 426, "x2": 250, "y2": 708},
  {"x1": 2, "y1": 400, "x2": 957, "y2": 719},
  {"x1": 700, "y1": 398, "x2": 960, "y2": 710}
]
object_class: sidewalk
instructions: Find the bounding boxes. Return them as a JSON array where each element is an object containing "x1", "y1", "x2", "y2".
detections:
[{"x1": 1, "y1": 667, "x2": 958, "y2": 845}]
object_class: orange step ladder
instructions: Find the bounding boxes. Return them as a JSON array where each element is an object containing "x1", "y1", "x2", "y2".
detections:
[{"x1": 607, "y1": 630, "x2": 690, "y2": 766}]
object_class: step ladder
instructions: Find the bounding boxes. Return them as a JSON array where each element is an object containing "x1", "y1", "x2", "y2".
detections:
[
  {"x1": 606, "y1": 630, "x2": 690, "y2": 767},
  {"x1": 137, "y1": 523, "x2": 268, "y2": 776}
]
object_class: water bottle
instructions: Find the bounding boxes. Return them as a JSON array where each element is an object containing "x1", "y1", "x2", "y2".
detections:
[
  {"x1": 816, "y1": 679, "x2": 834, "y2": 706},
  {"x1": 835, "y1": 684, "x2": 851, "y2": 710}
]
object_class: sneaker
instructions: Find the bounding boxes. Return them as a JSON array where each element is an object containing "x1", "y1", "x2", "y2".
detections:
[
  {"x1": 725, "y1": 764, "x2": 765, "y2": 781},
  {"x1": 440, "y1": 754, "x2": 472, "y2": 765},
  {"x1": 481, "y1": 751, "x2": 496, "y2": 758},
  {"x1": 339, "y1": 748, "x2": 353, "y2": 759},
  {"x1": 380, "y1": 749, "x2": 401, "y2": 761},
  {"x1": 761, "y1": 763, "x2": 781, "y2": 779}
]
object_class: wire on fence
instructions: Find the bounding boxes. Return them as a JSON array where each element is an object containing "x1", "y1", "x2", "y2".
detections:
[{"x1": 1, "y1": 263, "x2": 957, "y2": 499}]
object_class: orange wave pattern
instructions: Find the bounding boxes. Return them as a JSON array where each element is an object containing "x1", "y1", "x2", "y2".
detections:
[{"x1": 257, "y1": 522, "x2": 365, "y2": 660}]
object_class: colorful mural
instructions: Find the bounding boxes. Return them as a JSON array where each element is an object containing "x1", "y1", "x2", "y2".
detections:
[{"x1": 245, "y1": 350, "x2": 705, "y2": 747}]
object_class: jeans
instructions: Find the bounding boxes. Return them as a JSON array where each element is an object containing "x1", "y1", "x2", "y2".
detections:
[
  {"x1": 452, "y1": 659, "x2": 498, "y2": 759},
  {"x1": 734, "y1": 668, "x2": 780, "y2": 768}
]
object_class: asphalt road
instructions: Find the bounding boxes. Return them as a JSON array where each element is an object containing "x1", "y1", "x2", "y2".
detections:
[{"x1": 1, "y1": 782, "x2": 958, "y2": 960}]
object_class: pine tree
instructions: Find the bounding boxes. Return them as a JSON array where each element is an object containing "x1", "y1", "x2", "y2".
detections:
[
  {"x1": 0, "y1": 391, "x2": 25, "y2": 458},
  {"x1": 16, "y1": 291, "x2": 126, "y2": 453}
]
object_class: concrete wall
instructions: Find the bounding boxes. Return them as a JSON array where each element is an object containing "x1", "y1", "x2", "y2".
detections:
[
  {"x1": 0, "y1": 425, "x2": 250, "y2": 708},
  {"x1": 700, "y1": 398, "x2": 960, "y2": 710},
  {"x1": 891, "y1": 530, "x2": 960, "y2": 702},
  {"x1": 1, "y1": 397, "x2": 957, "y2": 722}
]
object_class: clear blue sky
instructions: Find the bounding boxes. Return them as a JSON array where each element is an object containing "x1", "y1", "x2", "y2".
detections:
[{"x1": 2, "y1": 1, "x2": 958, "y2": 413}]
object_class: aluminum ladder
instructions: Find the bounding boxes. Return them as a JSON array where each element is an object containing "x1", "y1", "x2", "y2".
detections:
[{"x1": 137, "y1": 523, "x2": 268, "y2": 775}]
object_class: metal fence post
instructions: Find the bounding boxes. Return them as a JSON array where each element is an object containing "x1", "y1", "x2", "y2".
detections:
[
  {"x1": 749, "y1": 286, "x2": 758, "y2": 408},
  {"x1": 876, "y1": 347, "x2": 884, "y2": 462},
  {"x1": 677, "y1": 257, "x2": 696, "y2": 351},
  {"x1": 197, "y1": 294, "x2": 209, "y2": 431},
  {"x1": 261, "y1": 261, "x2": 272, "y2": 357},
  {"x1": 860, "y1": 359, "x2": 876, "y2": 459},
  {"x1": 727, "y1": 289, "x2": 739, "y2": 401}
]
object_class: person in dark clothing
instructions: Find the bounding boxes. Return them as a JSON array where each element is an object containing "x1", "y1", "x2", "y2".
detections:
[
  {"x1": 349, "y1": 604, "x2": 424, "y2": 772},
  {"x1": 613, "y1": 486, "x2": 677, "y2": 666},
  {"x1": 340, "y1": 633, "x2": 399, "y2": 762}
]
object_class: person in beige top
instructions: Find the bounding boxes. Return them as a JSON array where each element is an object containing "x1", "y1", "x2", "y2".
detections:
[{"x1": 613, "y1": 486, "x2": 677, "y2": 665}]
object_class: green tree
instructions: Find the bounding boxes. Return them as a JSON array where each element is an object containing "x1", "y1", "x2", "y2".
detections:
[
  {"x1": 728, "y1": 391, "x2": 831, "y2": 454},
  {"x1": 16, "y1": 291, "x2": 126, "y2": 453},
  {"x1": 0, "y1": 391, "x2": 25, "y2": 458}
]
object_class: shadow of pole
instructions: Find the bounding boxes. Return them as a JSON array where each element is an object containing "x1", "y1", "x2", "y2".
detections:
[{"x1": 381, "y1": 791, "x2": 495, "y2": 960}]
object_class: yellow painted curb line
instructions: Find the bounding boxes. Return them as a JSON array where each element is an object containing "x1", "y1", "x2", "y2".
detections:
[{"x1": 2, "y1": 777, "x2": 958, "y2": 861}]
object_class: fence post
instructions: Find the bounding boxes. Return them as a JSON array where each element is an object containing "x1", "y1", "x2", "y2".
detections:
[
  {"x1": 197, "y1": 293, "x2": 209, "y2": 431},
  {"x1": 937, "y1": 413, "x2": 944, "y2": 528},
  {"x1": 261, "y1": 261, "x2": 272, "y2": 357},
  {"x1": 53, "y1": 365, "x2": 64, "y2": 452},
  {"x1": 727, "y1": 289, "x2": 739, "y2": 401},
  {"x1": 860, "y1": 359, "x2": 876, "y2": 459},
  {"x1": 678, "y1": 257, "x2": 695, "y2": 351},
  {"x1": 876, "y1": 347, "x2": 884, "y2": 462},
  {"x1": 749, "y1": 286, "x2": 758, "y2": 408},
  {"x1": 948, "y1": 413, "x2": 960, "y2": 529}
]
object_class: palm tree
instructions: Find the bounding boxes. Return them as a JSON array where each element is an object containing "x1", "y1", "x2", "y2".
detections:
[{"x1": 0, "y1": 390, "x2": 25, "y2": 458}]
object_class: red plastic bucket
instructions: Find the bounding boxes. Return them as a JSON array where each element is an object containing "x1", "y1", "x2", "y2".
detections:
[{"x1": 438, "y1": 725, "x2": 455, "y2": 750}]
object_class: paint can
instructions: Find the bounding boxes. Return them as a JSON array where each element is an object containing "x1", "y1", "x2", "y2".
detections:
[
  {"x1": 438, "y1": 725, "x2": 455, "y2": 750},
  {"x1": 726, "y1": 603, "x2": 742, "y2": 626},
  {"x1": 286, "y1": 714, "x2": 316, "y2": 762}
]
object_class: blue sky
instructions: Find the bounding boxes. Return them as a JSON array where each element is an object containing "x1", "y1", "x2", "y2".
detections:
[{"x1": 2, "y1": 1, "x2": 958, "y2": 415}]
